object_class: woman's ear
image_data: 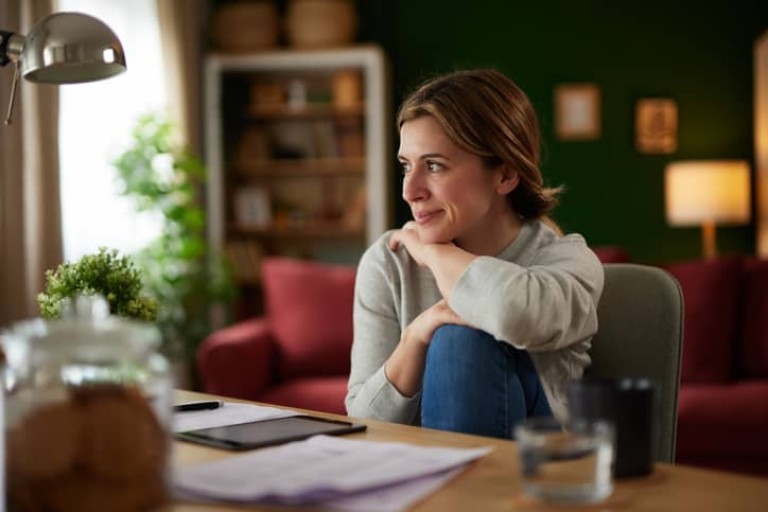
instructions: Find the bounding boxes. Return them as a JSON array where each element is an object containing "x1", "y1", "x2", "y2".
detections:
[{"x1": 496, "y1": 166, "x2": 520, "y2": 195}]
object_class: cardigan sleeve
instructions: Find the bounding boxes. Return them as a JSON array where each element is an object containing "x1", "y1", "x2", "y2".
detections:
[
  {"x1": 449, "y1": 235, "x2": 603, "y2": 352},
  {"x1": 345, "y1": 238, "x2": 421, "y2": 424}
]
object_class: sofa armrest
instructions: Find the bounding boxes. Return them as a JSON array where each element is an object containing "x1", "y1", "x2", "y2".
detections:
[
  {"x1": 592, "y1": 245, "x2": 630, "y2": 264},
  {"x1": 196, "y1": 317, "x2": 277, "y2": 400}
]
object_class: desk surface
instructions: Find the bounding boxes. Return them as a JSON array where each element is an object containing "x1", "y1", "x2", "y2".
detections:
[{"x1": 171, "y1": 390, "x2": 768, "y2": 512}]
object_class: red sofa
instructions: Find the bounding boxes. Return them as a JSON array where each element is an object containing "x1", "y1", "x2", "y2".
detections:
[
  {"x1": 664, "y1": 256, "x2": 768, "y2": 477},
  {"x1": 198, "y1": 257, "x2": 355, "y2": 415}
]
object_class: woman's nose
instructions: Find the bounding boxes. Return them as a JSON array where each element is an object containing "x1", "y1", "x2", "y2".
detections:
[{"x1": 402, "y1": 173, "x2": 426, "y2": 203}]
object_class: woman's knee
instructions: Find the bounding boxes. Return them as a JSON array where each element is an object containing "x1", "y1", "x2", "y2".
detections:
[
  {"x1": 425, "y1": 324, "x2": 501, "y2": 377},
  {"x1": 428, "y1": 324, "x2": 494, "y2": 356},
  {"x1": 422, "y1": 325, "x2": 512, "y2": 437}
]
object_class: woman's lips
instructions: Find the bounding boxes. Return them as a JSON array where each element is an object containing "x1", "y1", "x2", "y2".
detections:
[{"x1": 414, "y1": 210, "x2": 441, "y2": 224}]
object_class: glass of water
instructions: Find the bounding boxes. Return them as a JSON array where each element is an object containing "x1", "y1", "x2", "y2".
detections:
[{"x1": 515, "y1": 416, "x2": 614, "y2": 505}]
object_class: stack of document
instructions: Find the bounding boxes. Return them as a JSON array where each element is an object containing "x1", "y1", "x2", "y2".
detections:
[
  {"x1": 173, "y1": 402, "x2": 492, "y2": 510},
  {"x1": 174, "y1": 435, "x2": 491, "y2": 512}
]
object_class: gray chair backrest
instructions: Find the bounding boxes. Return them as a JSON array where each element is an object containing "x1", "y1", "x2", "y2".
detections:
[{"x1": 587, "y1": 263, "x2": 684, "y2": 463}]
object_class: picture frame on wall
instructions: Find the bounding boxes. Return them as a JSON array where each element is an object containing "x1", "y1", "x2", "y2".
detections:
[
  {"x1": 234, "y1": 186, "x2": 273, "y2": 229},
  {"x1": 554, "y1": 83, "x2": 601, "y2": 141},
  {"x1": 635, "y1": 98, "x2": 678, "y2": 154}
]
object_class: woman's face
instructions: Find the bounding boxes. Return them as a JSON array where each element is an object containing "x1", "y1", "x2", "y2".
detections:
[{"x1": 398, "y1": 115, "x2": 520, "y2": 253}]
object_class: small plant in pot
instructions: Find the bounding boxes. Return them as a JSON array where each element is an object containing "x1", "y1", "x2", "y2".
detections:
[{"x1": 37, "y1": 247, "x2": 159, "y2": 322}]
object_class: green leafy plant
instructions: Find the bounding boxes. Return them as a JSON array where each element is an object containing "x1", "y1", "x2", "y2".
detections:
[
  {"x1": 37, "y1": 247, "x2": 159, "y2": 321},
  {"x1": 112, "y1": 113, "x2": 235, "y2": 361}
]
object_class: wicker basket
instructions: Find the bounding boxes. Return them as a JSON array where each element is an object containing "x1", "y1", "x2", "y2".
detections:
[
  {"x1": 212, "y1": 1, "x2": 280, "y2": 52},
  {"x1": 285, "y1": 0, "x2": 357, "y2": 49}
]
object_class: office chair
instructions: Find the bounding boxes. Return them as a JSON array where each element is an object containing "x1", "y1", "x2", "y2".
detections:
[{"x1": 586, "y1": 263, "x2": 684, "y2": 463}]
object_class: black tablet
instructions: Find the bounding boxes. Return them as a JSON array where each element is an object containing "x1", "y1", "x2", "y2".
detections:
[{"x1": 175, "y1": 415, "x2": 367, "y2": 451}]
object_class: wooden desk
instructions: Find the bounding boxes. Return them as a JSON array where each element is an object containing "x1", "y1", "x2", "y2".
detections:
[{"x1": 172, "y1": 391, "x2": 768, "y2": 512}]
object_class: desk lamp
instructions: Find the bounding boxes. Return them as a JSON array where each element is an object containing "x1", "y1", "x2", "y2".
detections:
[
  {"x1": 665, "y1": 160, "x2": 751, "y2": 259},
  {"x1": 0, "y1": 11, "x2": 126, "y2": 124}
]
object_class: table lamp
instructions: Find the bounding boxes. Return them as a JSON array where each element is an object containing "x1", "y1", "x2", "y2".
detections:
[
  {"x1": 665, "y1": 160, "x2": 752, "y2": 259},
  {"x1": 0, "y1": 11, "x2": 126, "y2": 124}
]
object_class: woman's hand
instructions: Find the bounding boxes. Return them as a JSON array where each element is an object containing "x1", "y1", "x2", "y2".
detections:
[
  {"x1": 385, "y1": 299, "x2": 470, "y2": 397},
  {"x1": 389, "y1": 221, "x2": 438, "y2": 266},
  {"x1": 389, "y1": 221, "x2": 477, "y2": 300},
  {"x1": 401, "y1": 299, "x2": 469, "y2": 347}
]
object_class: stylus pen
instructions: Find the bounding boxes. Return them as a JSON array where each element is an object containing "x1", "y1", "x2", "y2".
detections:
[{"x1": 173, "y1": 400, "x2": 224, "y2": 412}]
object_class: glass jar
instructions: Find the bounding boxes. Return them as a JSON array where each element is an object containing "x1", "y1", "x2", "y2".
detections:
[{"x1": 1, "y1": 296, "x2": 172, "y2": 511}]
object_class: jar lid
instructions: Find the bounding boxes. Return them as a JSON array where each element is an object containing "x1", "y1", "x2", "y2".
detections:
[{"x1": 1, "y1": 295, "x2": 162, "y2": 366}]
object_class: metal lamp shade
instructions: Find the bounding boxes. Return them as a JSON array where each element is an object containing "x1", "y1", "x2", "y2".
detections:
[{"x1": 21, "y1": 11, "x2": 126, "y2": 84}]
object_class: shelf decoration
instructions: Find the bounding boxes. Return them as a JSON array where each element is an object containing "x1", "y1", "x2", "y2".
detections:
[
  {"x1": 554, "y1": 83, "x2": 601, "y2": 141},
  {"x1": 333, "y1": 69, "x2": 363, "y2": 108},
  {"x1": 635, "y1": 98, "x2": 678, "y2": 154},
  {"x1": 234, "y1": 187, "x2": 273, "y2": 229}
]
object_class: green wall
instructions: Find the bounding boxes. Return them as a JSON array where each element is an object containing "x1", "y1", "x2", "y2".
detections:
[{"x1": 357, "y1": 1, "x2": 768, "y2": 263}]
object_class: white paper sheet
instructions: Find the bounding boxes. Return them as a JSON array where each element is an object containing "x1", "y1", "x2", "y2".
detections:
[
  {"x1": 174, "y1": 435, "x2": 491, "y2": 508},
  {"x1": 321, "y1": 467, "x2": 466, "y2": 512},
  {"x1": 172, "y1": 402, "x2": 298, "y2": 433}
]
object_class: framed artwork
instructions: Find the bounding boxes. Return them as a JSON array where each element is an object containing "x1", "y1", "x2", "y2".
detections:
[
  {"x1": 234, "y1": 186, "x2": 272, "y2": 228},
  {"x1": 635, "y1": 98, "x2": 678, "y2": 154},
  {"x1": 554, "y1": 83, "x2": 601, "y2": 141}
]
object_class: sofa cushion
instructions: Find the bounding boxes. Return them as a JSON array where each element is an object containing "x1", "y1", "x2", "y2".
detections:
[
  {"x1": 262, "y1": 257, "x2": 356, "y2": 379},
  {"x1": 258, "y1": 377, "x2": 348, "y2": 415},
  {"x1": 676, "y1": 382, "x2": 768, "y2": 459},
  {"x1": 197, "y1": 317, "x2": 276, "y2": 400},
  {"x1": 591, "y1": 245, "x2": 630, "y2": 264},
  {"x1": 738, "y1": 258, "x2": 768, "y2": 378},
  {"x1": 664, "y1": 257, "x2": 741, "y2": 384}
]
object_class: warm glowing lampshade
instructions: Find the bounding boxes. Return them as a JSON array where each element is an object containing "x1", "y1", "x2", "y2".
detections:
[{"x1": 665, "y1": 160, "x2": 751, "y2": 258}]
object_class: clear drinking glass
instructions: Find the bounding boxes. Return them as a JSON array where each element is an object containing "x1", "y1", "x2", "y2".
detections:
[{"x1": 515, "y1": 416, "x2": 614, "y2": 505}]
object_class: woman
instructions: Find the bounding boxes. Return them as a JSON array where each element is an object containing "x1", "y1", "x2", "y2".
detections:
[{"x1": 345, "y1": 69, "x2": 603, "y2": 439}]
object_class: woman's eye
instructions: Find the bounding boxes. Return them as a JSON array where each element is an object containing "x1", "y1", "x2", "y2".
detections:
[
  {"x1": 426, "y1": 161, "x2": 443, "y2": 172},
  {"x1": 399, "y1": 162, "x2": 411, "y2": 175}
]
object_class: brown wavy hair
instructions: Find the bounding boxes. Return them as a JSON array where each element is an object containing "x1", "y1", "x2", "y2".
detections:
[{"x1": 397, "y1": 69, "x2": 562, "y2": 222}]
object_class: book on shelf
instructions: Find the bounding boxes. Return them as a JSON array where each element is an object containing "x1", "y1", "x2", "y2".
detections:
[
  {"x1": 335, "y1": 116, "x2": 364, "y2": 158},
  {"x1": 270, "y1": 120, "x2": 316, "y2": 159},
  {"x1": 237, "y1": 127, "x2": 271, "y2": 162},
  {"x1": 312, "y1": 120, "x2": 339, "y2": 159},
  {"x1": 236, "y1": 119, "x2": 363, "y2": 168}
]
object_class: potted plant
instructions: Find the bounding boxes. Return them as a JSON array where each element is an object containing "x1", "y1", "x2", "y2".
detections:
[
  {"x1": 111, "y1": 113, "x2": 235, "y2": 367},
  {"x1": 37, "y1": 247, "x2": 159, "y2": 321}
]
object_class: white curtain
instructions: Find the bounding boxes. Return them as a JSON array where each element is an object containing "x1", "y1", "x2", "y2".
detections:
[{"x1": 0, "y1": 0, "x2": 61, "y2": 326}]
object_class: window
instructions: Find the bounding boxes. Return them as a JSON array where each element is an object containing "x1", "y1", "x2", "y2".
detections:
[{"x1": 58, "y1": 0, "x2": 166, "y2": 261}]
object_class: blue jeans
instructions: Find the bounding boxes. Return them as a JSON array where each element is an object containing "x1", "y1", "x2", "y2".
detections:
[{"x1": 421, "y1": 324, "x2": 552, "y2": 439}]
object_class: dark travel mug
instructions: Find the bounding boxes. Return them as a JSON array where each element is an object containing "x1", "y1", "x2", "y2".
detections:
[{"x1": 567, "y1": 377, "x2": 656, "y2": 478}]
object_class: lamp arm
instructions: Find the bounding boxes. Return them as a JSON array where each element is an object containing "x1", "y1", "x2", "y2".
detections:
[
  {"x1": 1, "y1": 30, "x2": 24, "y2": 125},
  {"x1": 4, "y1": 62, "x2": 20, "y2": 125},
  {"x1": 0, "y1": 31, "x2": 23, "y2": 67}
]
